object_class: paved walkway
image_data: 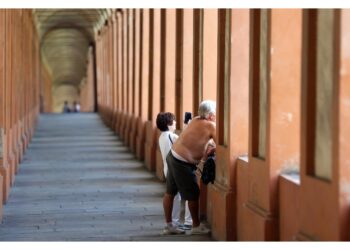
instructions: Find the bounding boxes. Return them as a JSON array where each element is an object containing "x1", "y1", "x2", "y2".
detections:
[{"x1": 0, "y1": 113, "x2": 212, "y2": 241}]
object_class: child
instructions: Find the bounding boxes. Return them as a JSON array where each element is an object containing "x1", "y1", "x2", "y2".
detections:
[{"x1": 156, "y1": 112, "x2": 192, "y2": 234}]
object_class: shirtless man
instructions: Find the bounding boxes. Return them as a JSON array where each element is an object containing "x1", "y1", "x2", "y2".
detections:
[{"x1": 162, "y1": 100, "x2": 216, "y2": 235}]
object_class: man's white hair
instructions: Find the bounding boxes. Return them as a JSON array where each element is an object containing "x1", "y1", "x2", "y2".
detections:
[{"x1": 198, "y1": 100, "x2": 216, "y2": 119}]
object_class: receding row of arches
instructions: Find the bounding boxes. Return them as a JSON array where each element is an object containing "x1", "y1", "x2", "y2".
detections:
[{"x1": 95, "y1": 9, "x2": 350, "y2": 241}]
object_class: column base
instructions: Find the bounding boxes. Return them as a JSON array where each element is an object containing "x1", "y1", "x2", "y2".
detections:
[
  {"x1": 135, "y1": 120, "x2": 146, "y2": 160},
  {"x1": 207, "y1": 182, "x2": 236, "y2": 240},
  {"x1": 15, "y1": 147, "x2": 20, "y2": 174},
  {"x1": 123, "y1": 115, "x2": 132, "y2": 147},
  {"x1": 23, "y1": 132, "x2": 28, "y2": 153},
  {"x1": 144, "y1": 121, "x2": 156, "y2": 172},
  {"x1": 0, "y1": 162, "x2": 10, "y2": 204},
  {"x1": 294, "y1": 231, "x2": 318, "y2": 241},
  {"x1": 119, "y1": 113, "x2": 127, "y2": 141},
  {"x1": 136, "y1": 137, "x2": 145, "y2": 160},
  {"x1": 239, "y1": 200, "x2": 278, "y2": 241},
  {"x1": 128, "y1": 117, "x2": 138, "y2": 154},
  {"x1": 114, "y1": 111, "x2": 122, "y2": 135},
  {"x1": 0, "y1": 175, "x2": 3, "y2": 222},
  {"x1": 111, "y1": 111, "x2": 118, "y2": 131},
  {"x1": 9, "y1": 153, "x2": 15, "y2": 186}
]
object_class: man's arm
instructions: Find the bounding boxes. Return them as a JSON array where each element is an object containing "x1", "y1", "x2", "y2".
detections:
[
  {"x1": 206, "y1": 122, "x2": 217, "y2": 157},
  {"x1": 210, "y1": 121, "x2": 217, "y2": 144},
  {"x1": 200, "y1": 123, "x2": 217, "y2": 162}
]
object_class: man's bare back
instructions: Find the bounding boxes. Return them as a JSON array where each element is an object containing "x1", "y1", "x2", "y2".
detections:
[{"x1": 172, "y1": 116, "x2": 216, "y2": 164}]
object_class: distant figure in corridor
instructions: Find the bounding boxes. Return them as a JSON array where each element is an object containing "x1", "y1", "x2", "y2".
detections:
[
  {"x1": 156, "y1": 112, "x2": 192, "y2": 235},
  {"x1": 73, "y1": 101, "x2": 81, "y2": 113},
  {"x1": 163, "y1": 100, "x2": 216, "y2": 235},
  {"x1": 62, "y1": 101, "x2": 71, "y2": 113}
]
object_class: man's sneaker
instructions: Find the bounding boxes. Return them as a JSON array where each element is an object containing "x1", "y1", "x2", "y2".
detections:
[
  {"x1": 188, "y1": 223, "x2": 210, "y2": 235},
  {"x1": 162, "y1": 224, "x2": 185, "y2": 235},
  {"x1": 178, "y1": 224, "x2": 192, "y2": 230}
]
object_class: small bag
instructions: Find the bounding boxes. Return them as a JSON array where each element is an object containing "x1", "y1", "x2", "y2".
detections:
[{"x1": 199, "y1": 154, "x2": 216, "y2": 185}]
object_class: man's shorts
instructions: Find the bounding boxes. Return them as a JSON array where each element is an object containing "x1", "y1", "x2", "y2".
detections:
[{"x1": 165, "y1": 151, "x2": 199, "y2": 201}]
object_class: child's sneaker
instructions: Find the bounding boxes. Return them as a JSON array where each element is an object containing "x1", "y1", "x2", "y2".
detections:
[
  {"x1": 188, "y1": 223, "x2": 210, "y2": 235},
  {"x1": 162, "y1": 224, "x2": 185, "y2": 235}
]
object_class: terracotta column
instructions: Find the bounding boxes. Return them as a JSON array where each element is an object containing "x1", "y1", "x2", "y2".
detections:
[
  {"x1": 105, "y1": 22, "x2": 109, "y2": 118},
  {"x1": 103, "y1": 23, "x2": 109, "y2": 123},
  {"x1": 101, "y1": 25, "x2": 106, "y2": 121},
  {"x1": 95, "y1": 34, "x2": 101, "y2": 111},
  {"x1": 101, "y1": 27, "x2": 106, "y2": 116},
  {"x1": 237, "y1": 9, "x2": 302, "y2": 241},
  {"x1": 153, "y1": 7, "x2": 162, "y2": 173},
  {"x1": 198, "y1": 9, "x2": 218, "y2": 218},
  {"x1": 98, "y1": 26, "x2": 105, "y2": 121},
  {"x1": 22, "y1": 10, "x2": 28, "y2": 153},
  {"x1": 163, "y1": 9, "x2": 176, "y2": 114},
  {"x1": 206, "y1": 9, "x2": 250, "y2": 241},
  {"x1": 192, "y1": 9, "x2": 202, "y2": 113},
  {"x1": 179, "y1": 9, "x2": 194, "y2": 130},
  {"x1": 0, "y1": 172, "x2": 2, "y2": 220},
  {"x1": 115, "y1": 11, "x2": 123, "y2": 134},
  {"x1": 136, "y1": 9, "x2": 149, "y2": 160},
  {"x1": 6, "y1": 10, "x2": 15, "y2": 188},
  {"x1": 13, "y1": 11, "x2": 20, "y2": 174},
  {"x1": 124, "y1": 9, "x2": 135, "y2": 147},
  {"x1": 108, "y1": 13, "x2": 116, "y2": 128},
  {"x1": 98, "y1": 27, "x2": 104, "y2": 119},
  {"x1": 119, "y1": 10, "x2": 128, "y2": 140},
  {"x1": 40, "y1": 64, "x2": 53, "y2": 113},
  {"x1": 111, "y1": 11, "x2": 118, "y2": 131},
  {"x1": 129, "y1": 9, "x2": 141, "y2": 154},
  {"x1": 144, "y1": 9, "x2": 160, "y2": 172},
  {"x1": 295, "y1": 9, "x2": 350, "y2": 241},
  {"x1": 107, "y1": 21, "x2": 111, "y2": 120},
  {"x1": 155, "y1": 9, "x2": 176, "y2": 180},
  {"x1": 337, "y1": 9, "x2": 350, "y2": 240},
  {"x1": 80, "y1": 47, "x2": 95, "y2": 112},
  {"x1": 0, "y1": 9, "x2": 8, "y2": 205}
]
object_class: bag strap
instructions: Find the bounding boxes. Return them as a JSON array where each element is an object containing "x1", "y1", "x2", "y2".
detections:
[{"x1": 168, "y1": 134, "x2": 174, "y2": 145}]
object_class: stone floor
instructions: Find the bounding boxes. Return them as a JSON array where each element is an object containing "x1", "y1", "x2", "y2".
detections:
[{"x1": 0, "y1": 113, "x2": 212, "y2": 241}]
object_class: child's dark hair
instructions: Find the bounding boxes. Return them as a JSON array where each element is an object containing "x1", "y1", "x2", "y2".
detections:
[{"x1": 156, "y1": 112, "x2": 176, "y2": 132}]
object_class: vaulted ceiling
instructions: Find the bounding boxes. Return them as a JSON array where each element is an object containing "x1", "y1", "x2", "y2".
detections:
[{"x1": 32, "y1": 9, "x2": 111, "y2": 111}]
